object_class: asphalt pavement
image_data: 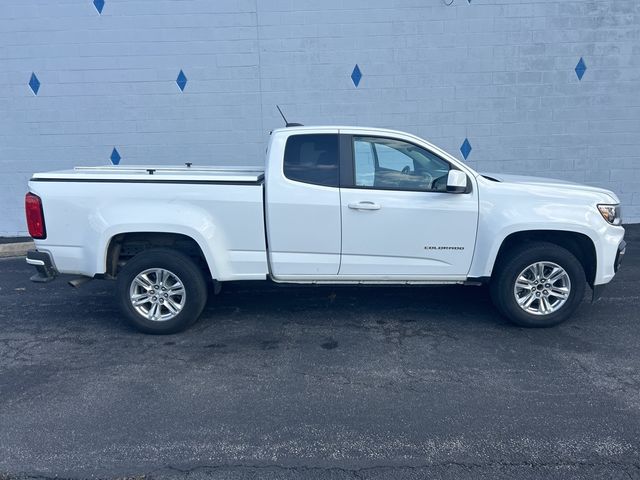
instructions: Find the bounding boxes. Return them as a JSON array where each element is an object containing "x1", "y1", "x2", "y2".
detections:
[{"x1": 0, "y1": 226, "x2": 639, "y2": 479}]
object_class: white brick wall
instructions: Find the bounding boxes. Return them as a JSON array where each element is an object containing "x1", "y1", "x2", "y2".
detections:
[{"x1": 1, "y1": 0, "x2": 639, "y2": 235}]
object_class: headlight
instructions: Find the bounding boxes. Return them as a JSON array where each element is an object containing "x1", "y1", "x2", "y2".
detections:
[{"x1": 597, "y1": 204, "x2": 622, "y2": 225}]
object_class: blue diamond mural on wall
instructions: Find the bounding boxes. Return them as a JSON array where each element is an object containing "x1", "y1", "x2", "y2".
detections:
[
  {"x1": 93, "y1": 0, "x2": 105, "y2": 14},
  {"x1": 176, "y1": 70, "x2": 187, "y2": 92},
  {"x1": 110, "y1": 148, "x2": 121, "y2": 165},
  {"x1": 351, "y1": 64, "x2": 362, "y2": 87},
  {"x1": 575, "y1": 57, "x2": 587, "y2": 80},
  {"x1": 28, "y1": 73, "x2": 40, "y2": 95},
  {"x1": 460, "y1": 138, "x2": 472, "y2": 160}
]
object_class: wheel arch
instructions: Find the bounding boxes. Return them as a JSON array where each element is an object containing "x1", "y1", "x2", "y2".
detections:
[
  {"x1": 103, "y1": 230, "x2": 216, "y2": 280},
  {"x1": 491, "y1": 230, "x2": 597, "y2": 287}
]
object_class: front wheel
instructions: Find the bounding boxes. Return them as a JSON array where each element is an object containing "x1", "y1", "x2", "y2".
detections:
[
  {"x1": 116, "y1": 248, "x2": 208, "y2": 334},
  {"x1": 490, "y1": 242, "x2": 586, "y2": 327}
]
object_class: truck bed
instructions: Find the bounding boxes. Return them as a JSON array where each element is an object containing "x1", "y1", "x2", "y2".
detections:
[
  {"x1": 28, "y1": 164, "x2": 268, "y2": 280},
  {"x1": 31, "y1": 165, "x2": 265, "y2": 184}
]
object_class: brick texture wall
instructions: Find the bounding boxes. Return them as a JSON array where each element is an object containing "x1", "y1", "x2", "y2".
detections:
[{"x1": 1, "y1": 0, "x2": 639, "y2": 235}]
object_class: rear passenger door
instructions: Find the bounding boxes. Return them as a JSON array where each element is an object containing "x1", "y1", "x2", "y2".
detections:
[{"x1": 265, "y1": 130, "x2": 342, "y2": 278}]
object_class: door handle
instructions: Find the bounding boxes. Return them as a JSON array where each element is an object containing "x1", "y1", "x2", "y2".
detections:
[{"x1": 348, "y1": 201, "x2": 381, "y2": 211}]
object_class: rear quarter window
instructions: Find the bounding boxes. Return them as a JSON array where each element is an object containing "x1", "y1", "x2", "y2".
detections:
[{"x1": 283, "y1": 134, "x2": 339, "y2": 187}]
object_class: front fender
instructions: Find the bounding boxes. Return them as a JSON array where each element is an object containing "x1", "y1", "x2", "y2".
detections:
[
  {"x1": 470, "y1": 221, "x2": 600, "y2": 279},
  {"x1": 469, "y1": 175, "x2": 623, "y2": 283},
  {"x1": 469, "y1": 187, "x2": 624, "y2": 286}
]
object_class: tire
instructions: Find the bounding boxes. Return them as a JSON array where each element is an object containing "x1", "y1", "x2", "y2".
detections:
[
  {"x1": 490, "y1": 242, "x2": 586, "y2": 327},
  {"x1": 116, "y1": 248, "x2": 208, "y2": 334}
]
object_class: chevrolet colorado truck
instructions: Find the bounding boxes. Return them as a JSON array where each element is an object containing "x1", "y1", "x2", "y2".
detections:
[{"x1": 25, "y1": 126, "x2": 626, "y2": 333}]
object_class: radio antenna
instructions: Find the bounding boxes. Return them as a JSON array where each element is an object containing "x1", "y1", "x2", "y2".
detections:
[{"x1": 276, "y1": 105, "x2": 303, "y2": 127}]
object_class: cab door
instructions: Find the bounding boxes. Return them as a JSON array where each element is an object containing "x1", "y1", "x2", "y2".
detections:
[
  {"x1": 265, "y1": 130, "x2": 342, "y2": 278},
  {"x1": 338, "y1": 134, "x2": 478, "y2": 279}
]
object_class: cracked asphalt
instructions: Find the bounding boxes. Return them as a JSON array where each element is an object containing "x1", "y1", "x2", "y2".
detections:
[{"x1": 1, "y1": 226, "x2": 639, "y2": 479}]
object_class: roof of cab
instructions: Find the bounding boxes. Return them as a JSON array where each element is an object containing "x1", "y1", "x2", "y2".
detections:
[{"x1": 271, "y1": 125, "x2": 417, "y2": 138}]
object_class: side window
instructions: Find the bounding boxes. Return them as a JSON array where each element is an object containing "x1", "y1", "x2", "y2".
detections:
[
  {"x1": 353, "y1": 136, "x2": 451, "y2": 192},
  {"x1": 375, "y1": 143, "x2": 414, "y2": 173},
  {"x1": 283, "y1": 134, "x2": 339, "y2": 187}
]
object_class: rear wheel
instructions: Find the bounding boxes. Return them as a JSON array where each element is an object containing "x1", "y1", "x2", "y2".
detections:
[
  {"x1": 490, "y1": 242, "x2": 586, "y2": 327},
  {"x1": 116, "y1": 248, "x2": 208, "y2": 334}
]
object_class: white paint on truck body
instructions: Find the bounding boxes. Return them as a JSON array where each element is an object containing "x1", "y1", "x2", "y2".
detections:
[{"x1": 29, "y1": 126, "x2": 625, "y2": 288}]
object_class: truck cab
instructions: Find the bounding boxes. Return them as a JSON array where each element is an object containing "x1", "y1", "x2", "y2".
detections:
[{"x1": 266, "y1": 126, "x2": 477, "y2": 281}]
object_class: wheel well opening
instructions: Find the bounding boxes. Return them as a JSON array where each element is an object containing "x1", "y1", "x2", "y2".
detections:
[
  {"x1": 493, "y1": 230, "x2": 597, "y2": 287},
  {"x1": 106, "y1": 232, "x2": 210, "y2": 278}
]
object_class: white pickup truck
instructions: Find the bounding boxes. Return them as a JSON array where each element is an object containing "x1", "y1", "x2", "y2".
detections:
[{"x1": 25, "y1": 126, "x2": 626, "y2": 333}]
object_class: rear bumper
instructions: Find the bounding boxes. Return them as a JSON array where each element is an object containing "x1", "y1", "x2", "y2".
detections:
[
  {"x1": 26, "y1": 250, "x2": 58, "y2": 283},
  {"x1": 592, "y1": 239, "x2": 626, "y2": 302}
]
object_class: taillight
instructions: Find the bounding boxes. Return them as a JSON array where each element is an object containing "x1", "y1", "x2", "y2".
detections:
[{"x1": 25, "y1": 193, "x2": 46, "y2": 239}]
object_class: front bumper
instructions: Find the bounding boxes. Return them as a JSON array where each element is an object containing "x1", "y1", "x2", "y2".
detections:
[
  {"x1": 615, "y1": 239, "x2": 626, "y2": 273},
  {"x1": 592, "y1": 239, "x2": 626, "y2": 302},
  {"x1": 26, "y1": 250, "x2": 58, "y2": 283}
]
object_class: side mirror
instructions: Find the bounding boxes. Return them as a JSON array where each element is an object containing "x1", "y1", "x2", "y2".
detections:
[{"x1": 446, "y1": 170, "x2": 468, "y2": 193}]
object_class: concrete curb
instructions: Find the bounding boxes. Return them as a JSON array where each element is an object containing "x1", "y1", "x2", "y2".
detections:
[{"x1": 0, "y1": 241, "x2": 34, "y2": 258}]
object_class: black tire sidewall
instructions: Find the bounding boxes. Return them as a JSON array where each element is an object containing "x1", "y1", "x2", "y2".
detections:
[
  {"x1": 492, "y1": 243, "x2": 586, "y2": 327},
  {"x1": 116, "y1": 248, "x2": 207, "y2": 334}
]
